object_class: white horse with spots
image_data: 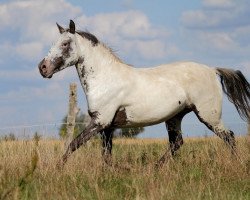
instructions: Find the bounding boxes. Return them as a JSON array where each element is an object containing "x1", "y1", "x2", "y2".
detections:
[{"x1": 38, "y1": 20, "x2": 250, "y2": 167}]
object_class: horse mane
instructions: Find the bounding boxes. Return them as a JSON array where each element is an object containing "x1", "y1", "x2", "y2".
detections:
[
  {"x1": 76, "y1": 30, "x2": 99, "y2": 46},
  {"x1": 101, "y1": 43, "x2": 126, "y2": 64},
  {"x1": 75, "y1": 29, "x2": 127, "y2": 65}
]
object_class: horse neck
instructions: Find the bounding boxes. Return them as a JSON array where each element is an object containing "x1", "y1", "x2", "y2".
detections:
[
  {"x1": 81, "y1": 35, "x2": 127, "y2": 69},
  {"x1": 75, "y1": 36, "x2": 131, "y2": 91}
]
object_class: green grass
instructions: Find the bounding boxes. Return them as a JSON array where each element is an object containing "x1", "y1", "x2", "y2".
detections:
[{"x1": 0, "y1": 137, "x2": 249, "y2": 200}]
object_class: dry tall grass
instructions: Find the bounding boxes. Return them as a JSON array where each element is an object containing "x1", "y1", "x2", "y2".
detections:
[{"x1": 0, "y1": 137, "x2": 249, "y2": 200}]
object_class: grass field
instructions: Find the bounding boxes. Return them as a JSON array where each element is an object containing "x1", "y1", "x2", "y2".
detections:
[{"x1": 0, "y1": 137, "x2": 249, "y2": 200}]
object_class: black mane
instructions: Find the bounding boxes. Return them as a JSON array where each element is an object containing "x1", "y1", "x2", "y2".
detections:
[
  {"x1": 65, "y1": 28, "x2": 99, "y2": 46},
  {"x1": 76, "y1": 31, "x2": 99, "y2": 46},
  {"x1": 69, "y1": 29, "x2": 125, "y2": 63}
]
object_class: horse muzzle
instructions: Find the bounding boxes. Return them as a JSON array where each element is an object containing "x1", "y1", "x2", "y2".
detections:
[
  {"x1": 38, "y1": 56, "x2": 65, "y2": 78},
  {"x1": 38, "y1": 58, "x2": 55, "y2": 78}
]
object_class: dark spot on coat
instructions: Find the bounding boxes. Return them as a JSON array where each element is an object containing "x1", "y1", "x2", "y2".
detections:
[
  {"x1": 90, "y1": 67, "x2": 94, "y2": 73},
  {"x1": 80, "y1": 66, "x2": 89, "y2": 91},
  {"x1": 77, "y1": 56, "x2": 84, "y2": 66},
  {"x1": 111, "y1": 108, "x2": 128, "y2": 127},
  {"x1": 52, "y1": 56, "x2": 64, "y2": 69},
  {"x1": 81, "y1": 65, "x2": 87, "y2": 77},
  {"x1": 88, "y1": 111, "x2": 100, "y2": 120},
  {"x1": 61, "y1": 40, "x2": 72, "y2": 58},
  {"x1": 83, "y1": 79, "x2": 89, "y2": 91},
  {"x1": 178, "y1": 101, "x2": 181, "y2": 105}
]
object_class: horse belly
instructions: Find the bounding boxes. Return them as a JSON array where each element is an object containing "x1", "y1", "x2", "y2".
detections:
[{"x1": 123, "y1": 87, "x2": 187, "y2": 127}]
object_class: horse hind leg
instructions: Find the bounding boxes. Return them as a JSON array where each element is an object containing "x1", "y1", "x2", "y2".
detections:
[
  {"x1": 156, "y1": 117, "x2": 184, "y2": 167},
  {"x1": 212, "y1": 124, "x2": 236, "y2": 154},
  {"x1": 156, "y1": 109, "x2": 190, "y2": 167},
  {"x1": 167, "y1": 118, "x2": 184, "y2": 156},
  {"x1": 193, "y1": 105, "x2": 236, "y2": 154}
]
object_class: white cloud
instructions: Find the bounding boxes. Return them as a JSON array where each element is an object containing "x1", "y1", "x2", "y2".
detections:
[
  {"x1": 0, "y1": 0, "x2": 82, "y2": 61},
  {"x1": 0, "y1": 41, "x2": 44, "y2": 61},
  {"x1": 76, "y1": 10, "x2": 172, "y2": 63},
  {"x1": 203, "y1": 0, "x2": 235, "y2": 8},
  {"x1": 0, "y1": 68, "x2": 38, "y2": 80},
  {"x1": 197, "y1": 32, "x2": 238, "y2": 51},
  {"x1": 122, "y1": 39, "x2": 178, "y2": 60},
  {"x1": 181, "y1": 0, "x2": 248, "y2": 29},
  {"x1": 16, "y1": 42, "x2": 44, "y2": 60},
  {"x1": 0, "y1": 82, "x2": 65, "y2": 102},
  {"x1": 181, "y1": 9, "x2": 237, "y2": 29},
  {"x1": 0, "y1": 1, "x2": 172, "y2": 64},
  {"x1": 180, "y1": 0, "x2": 250, "y2": 61},
  {"x1": 78, "y1": 10, "x2": 168, "y2": 40}
]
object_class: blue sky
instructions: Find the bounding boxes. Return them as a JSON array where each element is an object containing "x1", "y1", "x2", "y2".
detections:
[{"x1": 0, "y1": 0, "x2": 249, "y2": 138}]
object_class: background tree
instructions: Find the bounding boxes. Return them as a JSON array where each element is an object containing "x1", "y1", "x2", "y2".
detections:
[
  {"x1": 2, "y1": 133, "x2": 16, "y2": 141},
  {"x1": 115, "y1": 127, "x2": 144, "y2": 138}
]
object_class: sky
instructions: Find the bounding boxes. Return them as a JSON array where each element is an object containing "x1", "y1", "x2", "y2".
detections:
[{"x1": 0, "y1": 0, "x2": 249, "y2": 138}]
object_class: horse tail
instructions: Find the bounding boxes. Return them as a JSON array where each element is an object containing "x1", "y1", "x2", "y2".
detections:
[{"x1": 216, "y1": 68, "x2": 250, "y2": 121}]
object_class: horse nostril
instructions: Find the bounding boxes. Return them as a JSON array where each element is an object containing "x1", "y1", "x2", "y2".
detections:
[
  {"x1": 41, "y1": 65, "x2": 47, "y2": 73},
  {"x1": 42, "y1": 65, "x2": 46, "y2": 70}
]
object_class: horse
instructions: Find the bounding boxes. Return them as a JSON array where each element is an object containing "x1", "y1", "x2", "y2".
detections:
[{"x1": 38, "y1": 20, "x2": 250, "y2": 167}]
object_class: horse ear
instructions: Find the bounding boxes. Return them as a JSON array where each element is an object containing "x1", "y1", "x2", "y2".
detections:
[
  {"x1": 56, "y1": 23, "x2": 65, "y2": 34},
  {"x1": 69, "y1": 20, "x2": 75, "y2": 34}
]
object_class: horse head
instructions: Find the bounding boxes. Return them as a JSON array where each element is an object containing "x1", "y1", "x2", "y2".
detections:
[{"x1": 38, "y1": 20, "x2": 79, "y2": 78}]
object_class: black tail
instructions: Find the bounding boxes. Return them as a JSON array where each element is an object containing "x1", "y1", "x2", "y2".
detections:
[{"x1": 216, "y1": 68, "x2": 250, "y2": 121}]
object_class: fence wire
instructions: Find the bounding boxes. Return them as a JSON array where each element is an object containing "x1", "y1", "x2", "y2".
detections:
[
  {"x1": 0, "y1": 123, "x2": 85, "y2": 140},
  {"x1": 0, "y1": 122, "x2": 248, "y2": 140}
]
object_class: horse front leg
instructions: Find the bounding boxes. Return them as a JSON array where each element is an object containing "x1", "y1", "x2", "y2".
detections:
[
  {"x1": 57, "y1": 119, "x2": 104, "y2": 168},
  {"x1": 101, "y1": 128, "x2": 114, "y2": 165}
]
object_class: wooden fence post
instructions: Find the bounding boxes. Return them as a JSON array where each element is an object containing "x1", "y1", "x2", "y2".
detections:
[{"x1": 65, "y1": 83, "x2": 80, "y2": 149}]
